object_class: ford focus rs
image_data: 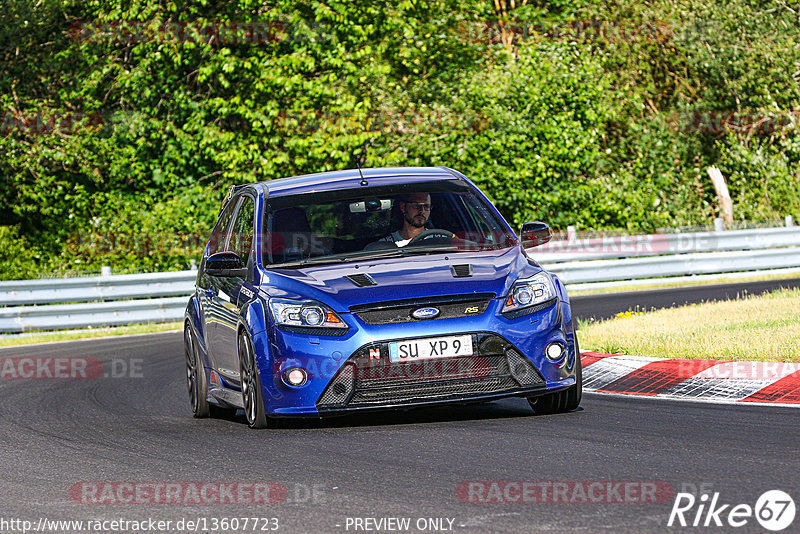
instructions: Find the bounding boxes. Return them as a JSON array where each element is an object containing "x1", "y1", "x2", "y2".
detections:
[{"x1": 183, "y1": 167, "x2": 581, "y2": 428}]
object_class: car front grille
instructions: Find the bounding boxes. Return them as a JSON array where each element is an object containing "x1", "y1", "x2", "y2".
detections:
[
  {"x1": 316, "y1": 333, "x2": 545, "y2": 411},
  {"x1": 349, "y1": 376, "x2": 520, "y2": 406},
  {"x1": 350, "y1": 293, "x2": 494, "y2": 325}
]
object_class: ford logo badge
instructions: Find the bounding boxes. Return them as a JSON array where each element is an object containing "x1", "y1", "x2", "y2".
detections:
[{"x1": 412, "y1": 307, "x2": 440, "y2": 320}]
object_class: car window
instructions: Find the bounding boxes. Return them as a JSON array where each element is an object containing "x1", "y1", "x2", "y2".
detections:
[
  {"x1": 230, "y1": 196, "x2": 255, "y2": 265},
  {"x1": 262, "y1": 180, "x2": 517, "y2": 265},
  {"x1": 454, "y1": 192, "x2": 503, "y2": 245},
  {"x1": 208, "y1": 196, "x2": 240, "y2": 255}
]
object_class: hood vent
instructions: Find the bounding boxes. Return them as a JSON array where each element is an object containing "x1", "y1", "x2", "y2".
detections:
[
  {"x1": 450, "y1": 264, "x2": 473, "y2": 278},
  {"x1": 346, "y1": 273, "x2": 377, "y2": 287}
]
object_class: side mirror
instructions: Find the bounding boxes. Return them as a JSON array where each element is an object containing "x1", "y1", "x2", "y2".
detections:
[
  {"x1": 520, "y1": 221, "x2": 552, "y2": 248},
  {"x1": 205, "y1": 251, "x2": 247, "y2": 278}
]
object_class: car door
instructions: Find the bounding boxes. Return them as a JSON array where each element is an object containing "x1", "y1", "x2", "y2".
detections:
[
  {"x1": 199, "y1": 196, "x2": 240, "y2": 372},
  {"x1": 214, "y1": 194, "x2": 256, "y2": 385}
]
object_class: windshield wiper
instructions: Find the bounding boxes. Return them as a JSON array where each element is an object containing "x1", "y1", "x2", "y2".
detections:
[
  {"x1": 267, "y1": 249, "x2": 408, "y2": 269},
  {"x1": 400, "y1": 246, "x2": 462, "y2": 255},
  {"x1": 268, "y1": 257, "x2": 352, "y2": 269},
  {"x1": 401, "y1": 242, "x2": 512, "y2": 255},
  {"x1": 341, "y1": 249, "x2": 408, "y2": 262}
]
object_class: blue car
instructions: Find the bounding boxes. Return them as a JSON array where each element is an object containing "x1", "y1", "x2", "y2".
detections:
[{"x1": 183, "y1": 167, "x2": 581, "y2": 428}]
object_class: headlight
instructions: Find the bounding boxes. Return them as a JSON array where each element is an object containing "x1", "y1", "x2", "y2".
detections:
[
  {"x1": 269, "y1": 298, "x2": 348, "y2": 330},
  {"x1": 502, "y1": 272, "x2": 557, "y2": 318}
]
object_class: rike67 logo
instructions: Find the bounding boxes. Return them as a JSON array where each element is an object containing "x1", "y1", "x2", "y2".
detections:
[{"x1": 668, "y1": 490, "x2": 795, "y2": 531}]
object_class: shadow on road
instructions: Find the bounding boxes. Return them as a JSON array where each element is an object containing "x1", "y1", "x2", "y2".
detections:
[{"x1": 209, "y1": 398, "x2": 584, "y2": 430}]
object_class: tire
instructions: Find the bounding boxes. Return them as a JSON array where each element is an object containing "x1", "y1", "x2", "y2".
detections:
[
  {"x1": 184, "y1": 323, "x2": 210, "y2": 418},
  {"x1": 528, "y1": 334, "x2": 582, "y2": 415},
  {"x1": 239, "y1": 331, "x2": 269, "y2": 429}
]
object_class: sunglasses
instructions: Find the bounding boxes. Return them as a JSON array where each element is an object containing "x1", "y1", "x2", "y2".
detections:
[{"x1": 405, "y1": 201, "x2": 431, "y2": 212}]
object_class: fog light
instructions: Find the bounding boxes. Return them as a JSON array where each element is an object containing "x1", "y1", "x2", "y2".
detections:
[
  {"x1": 545, "y1": 343, "x2": 565, "y2": 361},
  {"x1": 283, "y1": 367, "x2": 307, "y2": 386}
]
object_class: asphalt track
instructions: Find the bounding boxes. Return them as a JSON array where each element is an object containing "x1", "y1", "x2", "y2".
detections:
[
  {"x1": 570, "y1": 276, "x2": 800, "y2": 321},
  {"x1": 1, "y1": 279, "x2": 799, "y2": 534}
]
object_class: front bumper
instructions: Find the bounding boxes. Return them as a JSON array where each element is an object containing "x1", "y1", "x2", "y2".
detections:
[
  {"x1": 316, "y1": 332, "x2": 548, "y2": 413},
  {"x1": 256, "y1": 297, "x2": 577, "y2": 417}
]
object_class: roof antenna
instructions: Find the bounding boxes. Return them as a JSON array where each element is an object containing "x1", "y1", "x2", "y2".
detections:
[
  {"x1": 356, "y1": 138, "x2": 371, "y2": 186},
  {"x1": 357, "y1": 161, "x2": 368, "y2": 186}
]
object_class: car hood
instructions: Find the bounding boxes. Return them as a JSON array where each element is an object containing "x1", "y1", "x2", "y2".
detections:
[{"x1": 258, "y1": 247, "x2": 541, "y2": 312}]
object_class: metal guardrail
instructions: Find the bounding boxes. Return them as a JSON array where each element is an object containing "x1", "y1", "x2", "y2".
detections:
[
  {"x1": 0, "y1": 297, "x2": 187, "y2": 332},
  {"x1": 0, "y1": 270, "x2": 196, "y2": 306},
  {"x1": 0, "y1": 224, "x2": 798, "y2": 333},
  {"x1": 541, "y1": 247, "x2": 800, "y2": 284},
  {"x1": 531, "y1": 226, "x2": 800, "y2": 263}
]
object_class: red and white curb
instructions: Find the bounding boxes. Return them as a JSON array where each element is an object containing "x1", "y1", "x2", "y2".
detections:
[{"x1": 580, "y1": 352, "x2": 800, "y2": 407}]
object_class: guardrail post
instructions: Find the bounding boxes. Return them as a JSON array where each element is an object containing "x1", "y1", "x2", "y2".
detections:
[
  {"x1": 567, "y1": 225, "x2": 577, "y2": 242},
  {"x1": 787, "y1": 215, "x2": 794, "y2": 227},
  {"x1": 708, "y1": 166, "x2": 734, "y2": 224},
  {"x1": 714, "y1": 218, "x2": 724, "y2": 232},
  {"x1": 101, "y1": 266, "x2": 112, "y2": 276}
]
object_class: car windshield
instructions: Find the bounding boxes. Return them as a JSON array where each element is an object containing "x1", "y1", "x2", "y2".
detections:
[{"x1": 262, "y1": 179, "x2": 517, "y2": 267}]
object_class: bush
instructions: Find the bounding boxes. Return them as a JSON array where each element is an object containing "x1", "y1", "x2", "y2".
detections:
[
  {"x1": 1, "y1": 0, "x2": 799, "y2": 278},
  {"x1": 0, "y1": 226, "x2": 50, "y2": 280}
]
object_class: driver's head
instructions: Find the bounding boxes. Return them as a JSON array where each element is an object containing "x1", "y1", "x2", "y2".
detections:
[{"x1": 400, "y1": 193, "x2": 431, "y2": 229}]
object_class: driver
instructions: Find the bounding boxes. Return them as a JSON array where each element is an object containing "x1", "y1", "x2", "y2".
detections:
[{"x1": 378, "y1": 192, "x2": 431, "y2": 247}]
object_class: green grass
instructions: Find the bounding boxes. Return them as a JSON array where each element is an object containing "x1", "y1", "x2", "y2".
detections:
[
  {"x1": 0, "y1": 321, "x2": 183, "y2": 348},
  {"x1": 578, "y1": 288, "x2": 800, "y2": 362}
]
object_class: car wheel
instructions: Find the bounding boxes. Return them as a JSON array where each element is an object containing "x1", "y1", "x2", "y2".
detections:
[
  {"x1": 528, "y1": 335, "x2": 582, "y2": 414},
  {"x1": 185, "y1": 324, "x2": 210, "y2": 418},
  {"x1": 239, "y1": 331, "x2": 269, "y2": 429}
]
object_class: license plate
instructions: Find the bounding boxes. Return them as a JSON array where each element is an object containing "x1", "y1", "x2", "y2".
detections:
[{"x1": 388, "y1": 335, "x2": 473, "y2": 363}]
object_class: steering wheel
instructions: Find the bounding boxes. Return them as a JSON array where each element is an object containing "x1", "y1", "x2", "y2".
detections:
[{"x1": 406, "y1": 229, "x2": 455, "y2": 246}]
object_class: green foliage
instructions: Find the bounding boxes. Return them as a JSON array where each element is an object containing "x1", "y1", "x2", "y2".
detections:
[
  {"x1": 0, "y1": 226, "x2": 51, "y2": 280},
  {"x1": 1, "y1": 0, "x2": 799, "y2": 279},
  {"x1": 714, "y1": 135, "x2": 800, "y2": 221},
  {"x1": 374, "y1": 39, "x2": 621, "y2": 229}
]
